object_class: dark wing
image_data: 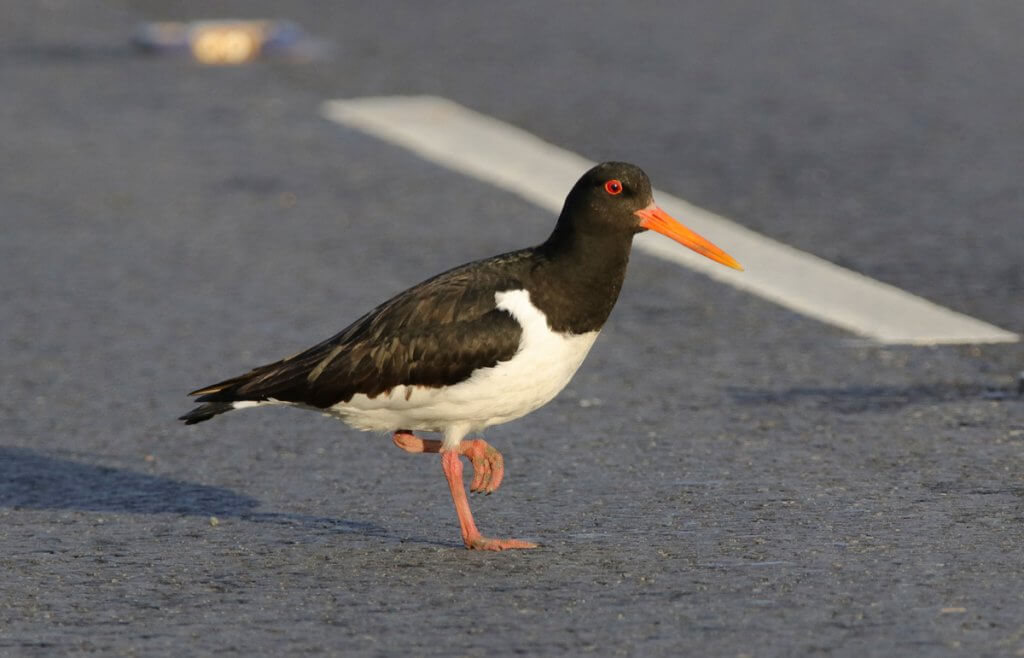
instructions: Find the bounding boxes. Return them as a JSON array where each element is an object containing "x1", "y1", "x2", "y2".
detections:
[{"x1": 186, "y1": 251, "x2": 532, "y2": 409}]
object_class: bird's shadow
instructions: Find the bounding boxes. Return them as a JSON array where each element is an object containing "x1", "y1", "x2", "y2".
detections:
[{"x1": 0, "y1": 446, "x2": 444, "y2": 546}]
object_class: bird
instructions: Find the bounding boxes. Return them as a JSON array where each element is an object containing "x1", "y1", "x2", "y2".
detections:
[{"x1": 180, "y1": 162, "x2": 742, "y2": 550}]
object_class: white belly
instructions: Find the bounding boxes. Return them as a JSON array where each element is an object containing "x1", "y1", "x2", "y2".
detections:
[{"x1": 326, "y1": 289, "x2": 599, "y2": 435}]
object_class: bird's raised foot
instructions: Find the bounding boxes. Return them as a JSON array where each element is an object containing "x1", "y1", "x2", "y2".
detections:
[
  {"x1": 392, "y1": 432, "x2": 506, "y2": 494},
  {"x1": 461, "y1": 439, "x2": 505, "y2": 494},
  {"x1": 466, "y1": 534, "x2": 538, "y2": 551}
]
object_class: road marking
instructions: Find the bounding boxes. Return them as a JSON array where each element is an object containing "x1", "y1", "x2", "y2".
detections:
[{"x1": 321, "y1": 95, "x2": 1019, "y2": 345}]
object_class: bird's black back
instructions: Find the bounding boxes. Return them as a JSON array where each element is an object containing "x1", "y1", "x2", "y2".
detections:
[{"x1": 188, "y1": 250, "x2": 538, "y2": 410}]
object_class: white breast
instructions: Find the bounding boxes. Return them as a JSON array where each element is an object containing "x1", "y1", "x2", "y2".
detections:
[{"x1": 326, "y1": 289, "x2": 599, "y2": 436}]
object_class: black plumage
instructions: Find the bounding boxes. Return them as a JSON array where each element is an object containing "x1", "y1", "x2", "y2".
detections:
[{"x1": 183, "y1": 255, "x2": 529, "y2": 421}]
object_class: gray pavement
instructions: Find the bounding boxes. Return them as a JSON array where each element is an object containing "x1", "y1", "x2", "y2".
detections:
[{"x1": 2, "y1": 1, "x2": 1022, "y2": 655}]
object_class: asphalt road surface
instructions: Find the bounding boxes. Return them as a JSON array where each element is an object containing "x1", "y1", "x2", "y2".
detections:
[{"x1": 2, "y1": 1, "x2": 1022, "y2": 655}]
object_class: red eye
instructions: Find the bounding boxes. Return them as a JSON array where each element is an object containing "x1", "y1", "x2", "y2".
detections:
[{"x1": 604, "y1": 179, "x2": 623, "y2": 195}]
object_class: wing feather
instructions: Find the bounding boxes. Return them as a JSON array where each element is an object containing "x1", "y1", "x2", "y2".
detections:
[{"x1": 189, "y1": 251, "x2": 534, "y2": 408}]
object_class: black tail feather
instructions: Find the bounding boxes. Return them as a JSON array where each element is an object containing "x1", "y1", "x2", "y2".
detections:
[{"x1": 179, "y1": 402, "x2": 235, "y2": 425}]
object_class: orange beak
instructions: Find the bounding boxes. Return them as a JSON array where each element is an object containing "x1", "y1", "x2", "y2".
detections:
[{"x1": 634, "y1": 204, "x2": 743, "y2": 271}]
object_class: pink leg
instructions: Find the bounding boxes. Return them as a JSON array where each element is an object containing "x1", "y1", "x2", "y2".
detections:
[
  {"x1": 393, "y1": 431, "x2": 537, "y2": 550},
  {"x1": 440, "y1": 451, "x2": 537, "y2": 551},
  {"x1": 392, "y1": 431, "x2": 505, "y2": 493}
]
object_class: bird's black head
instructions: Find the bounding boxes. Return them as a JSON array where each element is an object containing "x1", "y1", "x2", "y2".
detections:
[
  {"x1": 546, "y1": 161, "x2": 744, "y2": 271},
  {"x1": 555, "y1": 162, "x2": 654, "y2": 238}
]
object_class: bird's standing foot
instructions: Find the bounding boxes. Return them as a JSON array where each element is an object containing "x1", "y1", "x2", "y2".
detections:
[
  {"x1": 466, "y1": 535, "x2": 538, "y2": 551},
  {"x1": 440, "y1": 450, "x2": 537, "y2": 551},
  {"x1": 392, "y1": 431, "x2": 537, "y2": 550},
  {"x1": 392, "y1": 431, "x2": 505, "y2": 493}
]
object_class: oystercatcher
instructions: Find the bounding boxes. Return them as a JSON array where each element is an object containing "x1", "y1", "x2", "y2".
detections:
[{"x1": 181, "y1": 162, "x2": 742, "y2": 550}]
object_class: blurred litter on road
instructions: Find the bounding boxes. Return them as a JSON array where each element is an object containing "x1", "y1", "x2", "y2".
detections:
[{"x1": 133, "y1": 20, "x2": 328, "y2": 65}]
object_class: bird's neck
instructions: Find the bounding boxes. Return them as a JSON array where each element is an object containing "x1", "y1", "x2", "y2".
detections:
[{"x1": 530, "y1": 223, "x2": 635, "y2": 333}]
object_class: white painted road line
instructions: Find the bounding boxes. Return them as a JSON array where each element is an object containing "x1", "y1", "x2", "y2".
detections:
[{"x1": 321, "y1": 95, "x2": 1019, "y2": 346}]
